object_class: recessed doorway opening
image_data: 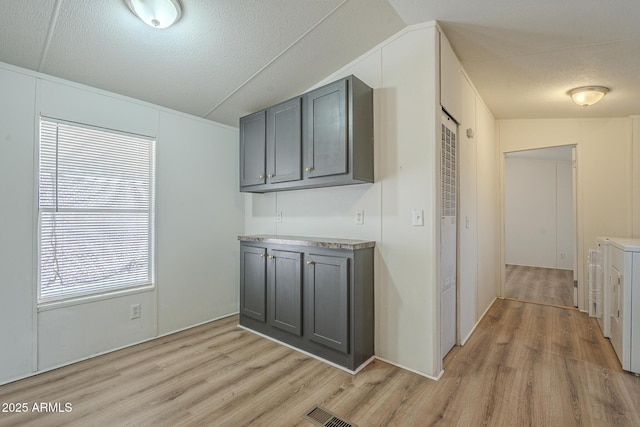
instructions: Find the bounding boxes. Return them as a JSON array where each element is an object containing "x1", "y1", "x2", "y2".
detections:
[{"x1": 503, "y1": 145, "x2": 577, "y2": 309}]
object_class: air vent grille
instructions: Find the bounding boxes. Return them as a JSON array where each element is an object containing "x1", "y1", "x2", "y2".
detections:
[{"x1": 303, "y1": 405, "x2": 357, "y2": 427}]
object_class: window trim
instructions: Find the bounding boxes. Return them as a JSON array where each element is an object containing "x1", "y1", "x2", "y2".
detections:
[{"x1": 36, "y1": 116, "x2": 157, "y2": 306}]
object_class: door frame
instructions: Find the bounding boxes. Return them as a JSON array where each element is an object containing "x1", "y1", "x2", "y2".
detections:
[{"x1": 499, "y1": 144, "x2": 580, "y2": 307}]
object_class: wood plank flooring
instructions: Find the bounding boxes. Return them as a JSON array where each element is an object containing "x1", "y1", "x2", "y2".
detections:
[
  {"x1": 505, "y1": 264, "x2": 575, "y2": 307},
  {"x1": 1, "y1": 299, "x2": 639, "y2": 426}
]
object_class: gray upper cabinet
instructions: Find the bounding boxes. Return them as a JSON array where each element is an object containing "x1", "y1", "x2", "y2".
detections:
[
  {"x1": 239, "y1": 75, "x2": 373, "y2": 193},
  {"x1": 239, "y1": 110, "x2": 266, "y2": 188},
  {"x1": 304, "y1": 79, "x2": 348, "y2": 178},
  {"x1": 266, "y1": 97, "x2": 302, "y2": 184}
]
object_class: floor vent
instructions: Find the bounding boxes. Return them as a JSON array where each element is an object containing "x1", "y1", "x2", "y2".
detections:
[{"x1": 303, "y1": 405, "x2": 357, "y2": 427}]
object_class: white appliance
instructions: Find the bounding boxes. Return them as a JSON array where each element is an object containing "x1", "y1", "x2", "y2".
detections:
[
  {"x1": 607, "y1": 238, "x2": 640, "y2": 374},
  {"x1": 591, "y1": 237, "x2": 610, "y2": 337}
]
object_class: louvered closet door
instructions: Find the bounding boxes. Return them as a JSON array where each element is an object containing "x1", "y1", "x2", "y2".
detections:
[{"x1": 441, "y1": 112, "x2": 457, "y2": 358}]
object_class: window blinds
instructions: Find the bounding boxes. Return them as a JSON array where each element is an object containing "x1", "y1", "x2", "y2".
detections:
[{"x1": 38, "y1": 118, "x2": 155, "y2": 302}]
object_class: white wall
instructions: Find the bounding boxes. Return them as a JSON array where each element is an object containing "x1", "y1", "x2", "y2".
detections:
[
  {"x1": 244, "y1": 24, "x2": 440, "y2": 376},
  {"x1": 633, "y1": 117, "x2": 640, "y2": 238},
  {"x1": 498, "y1": 118, "x2": 632, "y2": 310},
  {"x1": 244, "y1": 23, "x2": 499, "y2": 378},
  {"x1": 474, "y1": 93, "x2": 500, "y2": 332},
  {"x1": 156, "y1": 111, "x2": 243, "y2": 334},
  {"x1": 0, "y1": 63, "x2": 243, "y2": 384},
  {"x1": 0, "y1": 67, "x2": 36, "y2": 381},
  {"x1": 457, "y1": 73, "x2": 499, "y2": 345},
  {"x1": 458, "y1": 75, "x2": 478, "y2": 344},
  {"x1": 504, "y1": 157, "x2": 573, "y2": 269}
]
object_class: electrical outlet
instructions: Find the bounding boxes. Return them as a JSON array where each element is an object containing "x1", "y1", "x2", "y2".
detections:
[
  {"x1": 355, "y1": 210, "x2": 364, "y2": 225},
  {"x1": 276, "y1": 211, "x2": 282, "y2": 223},
  {"x1": 130, "y1": 304, "x2": 141, "y2": 319},
  {"x1": 560, "y1": 253, "x2": 566, "y2": 260}
]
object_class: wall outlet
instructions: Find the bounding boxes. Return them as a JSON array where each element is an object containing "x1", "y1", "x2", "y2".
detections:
[
  {"x1": 355, "y1": 210, "x2": 364, "y2": 225},
  {"x1": 276, "y1": 211, "x2": 282, "y2": 223},
  {"x1": 130, "y1": 304, "x2": 141, "y2": 319},
  {"x1": 560, "y1": 253, "x2": 566, "y2": 260}
]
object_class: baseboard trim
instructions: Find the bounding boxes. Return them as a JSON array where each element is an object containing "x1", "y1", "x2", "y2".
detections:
[
  {"x1": 460, "y1": 297, "x2": 498, "y2": 346},
  {"x1": 237, "y1": 324, "x2": 374, "y2": 375},
  {"x1": 373, "y1": 356, "x2": 444, "y2": 381},
  {"x1": 0, "y1": 311, "x2": 240, "y2": 387}
]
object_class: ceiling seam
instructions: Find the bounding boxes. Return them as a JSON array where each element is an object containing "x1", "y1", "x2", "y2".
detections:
[
  {"x1": 38, "y1": 0, "x2": 64, "y2": 72},
  {"x1": 201, "y1": 0, "x2": 350, "y2": 119}
]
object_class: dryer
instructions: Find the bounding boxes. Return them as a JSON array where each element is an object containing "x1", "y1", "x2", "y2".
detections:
[{"x1": 607, "y1": 238, "x2": 640, "y2": 375}]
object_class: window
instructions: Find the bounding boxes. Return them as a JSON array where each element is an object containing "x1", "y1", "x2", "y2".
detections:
[{"x1": 38, "y1": 118, "x2": 155, "y2": 303}]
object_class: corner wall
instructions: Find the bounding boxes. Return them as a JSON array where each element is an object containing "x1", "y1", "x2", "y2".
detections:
[{"x1": 0, "y1": 63, "x2": 243, "y2": 384}]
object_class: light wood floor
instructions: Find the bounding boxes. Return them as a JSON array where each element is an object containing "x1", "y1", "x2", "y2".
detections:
[
  {"x1": 1, "y1": 299, "x2": 639, "y2": 426},
  {"x1": 505, "y1": 264, "x2": 575, "y2": 307}
]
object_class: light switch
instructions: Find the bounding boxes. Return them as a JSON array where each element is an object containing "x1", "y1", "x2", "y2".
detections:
[
  {"x1": 412, "y1": 209, "x2": 424, "y2": 226},
  {"x1": 355, "y1": 210, "x2": 364, "y2": 225}
]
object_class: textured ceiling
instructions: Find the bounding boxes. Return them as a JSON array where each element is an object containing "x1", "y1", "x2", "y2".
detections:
[
  {"x1": 389, "y1": 0, "x2": 640, "y2": 119},
  {"x1": 1, "y1": 1, "x2": 639, "y2": 126}
]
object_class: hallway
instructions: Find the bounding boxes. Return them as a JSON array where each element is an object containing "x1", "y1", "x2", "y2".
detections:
[{"x1": 505, "y1": 264, "x2": 574, "y2": 307}]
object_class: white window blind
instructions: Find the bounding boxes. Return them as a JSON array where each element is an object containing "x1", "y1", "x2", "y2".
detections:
[{"x1": 38, "y1": 118, "x2": 155, "y2": 303}]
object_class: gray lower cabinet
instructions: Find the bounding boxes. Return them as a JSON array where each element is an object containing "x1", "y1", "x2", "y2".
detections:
[
  {"x1": 239, "y1": 245, "x2": 267, "y2": 322},
  {"x1": 239, "y1": 238, "x2": 374, "y2": 371},
  {"x1": 306, "y1": 253, "x2": 349, "y2": 353},
  {"x1": 270, "y1": 249, "x2": 303, "y2": 336}
]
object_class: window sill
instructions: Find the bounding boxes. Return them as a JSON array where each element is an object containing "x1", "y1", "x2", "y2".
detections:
[{"x1": 37, "y1": 284, "x2": 155, "y2": 312}]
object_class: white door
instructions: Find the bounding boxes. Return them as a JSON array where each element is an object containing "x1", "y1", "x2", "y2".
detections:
[{"x1": 441, "y1": 112, "x2": 457, "y2": 358}]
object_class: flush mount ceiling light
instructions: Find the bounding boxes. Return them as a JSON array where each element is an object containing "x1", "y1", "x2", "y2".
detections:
[
  {"x1": 568, "y1": 86, "x2": 610, "y2": 107},
  {"x1": 127, "y1": 0, "x2": 182, "y2": 29}
]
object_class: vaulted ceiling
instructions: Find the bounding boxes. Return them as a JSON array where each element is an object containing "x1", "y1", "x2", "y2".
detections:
[{"x1": 2, "y1": 1, "x2": 639, "y2": 127}]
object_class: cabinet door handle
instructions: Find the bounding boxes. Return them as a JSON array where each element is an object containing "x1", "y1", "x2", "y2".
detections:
[
  {"x1": 259, "y1": 253, "x2": 265, "y2": 257},
  {"x1": 268, "y1": 255, "x2": 274, "y2": 259},
  {"x1": 259, "y1": 174, "x2": 264, "y2": 179},
  {"x1": 305, "y1": 167, "x2": 312, "y2": 172},
  {"x1": 306, "y1": 260, "x2": 313, "y2": 265},
  {"x1": 267, "y1": 173, "x2": 273, "y2": 178}
]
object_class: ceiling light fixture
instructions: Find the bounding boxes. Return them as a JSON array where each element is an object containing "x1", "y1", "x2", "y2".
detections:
[
  {"x1": 568, "y1": 86, "x2": 610, "y2": 107},
  {"x1": 127, "y1": 0, "x2": 182, "y2": 29}
]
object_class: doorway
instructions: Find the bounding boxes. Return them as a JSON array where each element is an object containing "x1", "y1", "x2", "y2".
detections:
[{"x1": 503, "y1": 146, "x2": 577, "y2": 308}]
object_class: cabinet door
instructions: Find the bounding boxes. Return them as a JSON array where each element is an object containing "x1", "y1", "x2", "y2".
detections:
[
  {"x1": 303, "y1": 79, "x2": 348, "y2": 178},
  {"x1": 269, "y1": 250, "x2": 303, "y2": 336},
  {"x1": 240, "y1": 245, "x2": 267, "y2": 322},
  {"x1": 305, "y1": 253, "x2": 349, "y2": 353},
  {"x1": 239, "y1": 110, "x2": 266, "y2": 187},
  {"x1": 267, "y1": 98, "x2": 302, "y2": 184}
]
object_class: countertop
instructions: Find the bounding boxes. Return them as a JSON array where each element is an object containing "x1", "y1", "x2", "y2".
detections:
[{"x1": 238, "y1": 235, "x2": 375, "y2": 250}]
